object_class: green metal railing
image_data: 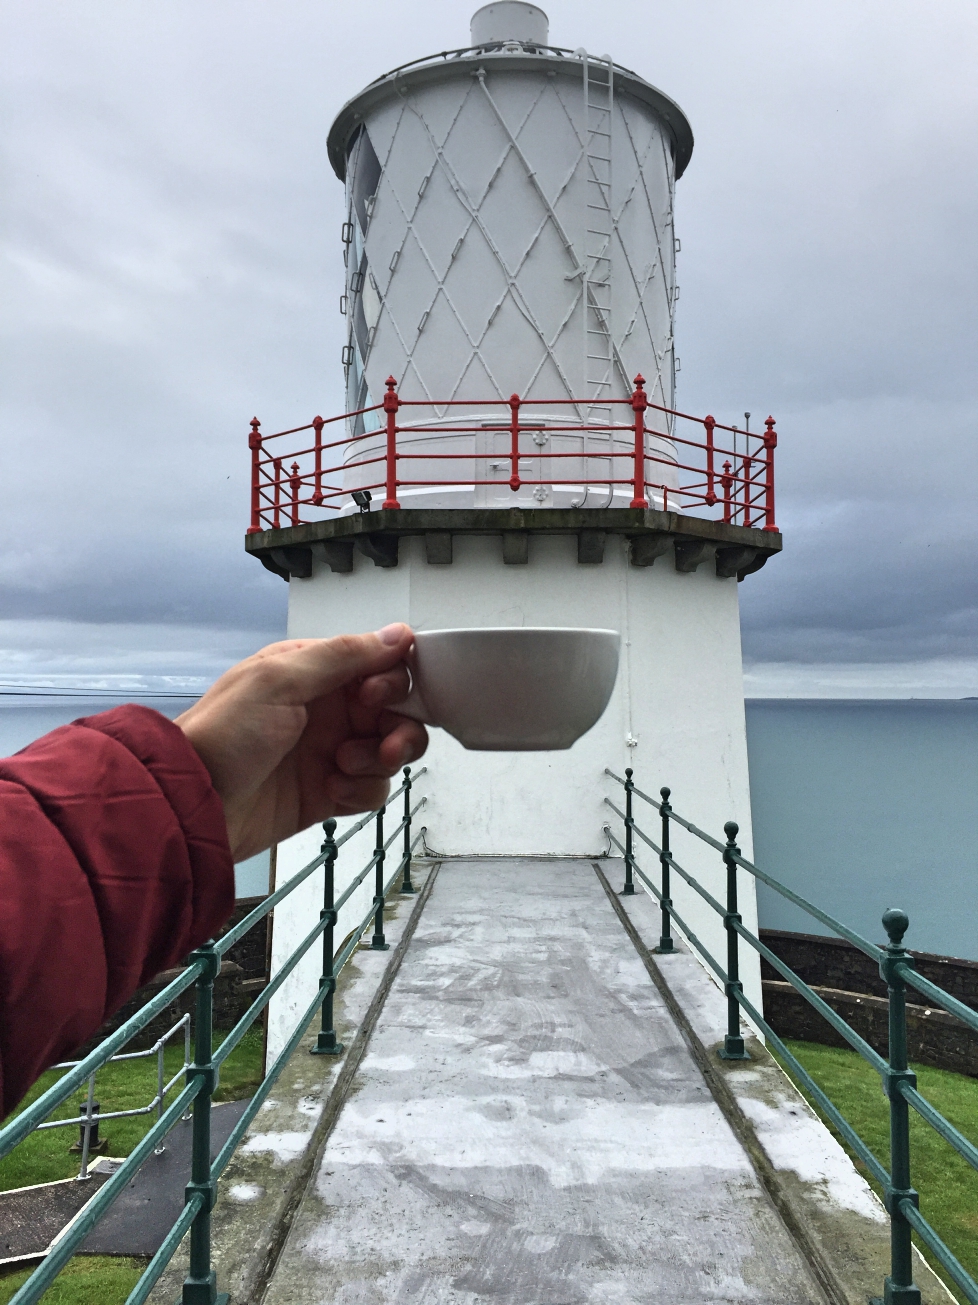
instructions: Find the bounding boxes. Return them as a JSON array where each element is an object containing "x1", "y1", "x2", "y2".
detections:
[
  {"x1": 605, "y1": 766, "x2": 978, "y2": 1305},
  {"x1": 0, "y1": 765, "x2": 426, "y2": 1305}
]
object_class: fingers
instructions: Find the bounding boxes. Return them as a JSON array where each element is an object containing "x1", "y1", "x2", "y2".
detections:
[
  {"x1": 357, "y1": 663, "x2": 411, "y2": 710},
  {"x1": 230, "y1": 625, "x2": 416, "y2": 709},
  {"x1": 334, "y1": 716, "x2": 427, "y2": 777},
  {"x1": 323, "y1": 773, "x2": 393, "y2": 815}
]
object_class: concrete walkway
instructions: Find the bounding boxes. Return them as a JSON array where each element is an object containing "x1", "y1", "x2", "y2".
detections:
[{"x1": 263, "y1": 860, "x2": 826, "y2": 1304}]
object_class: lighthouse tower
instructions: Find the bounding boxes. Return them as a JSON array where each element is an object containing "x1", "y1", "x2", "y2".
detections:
[{"x1": 251, "y1": 3, "x2": 782, "y2": 1049}]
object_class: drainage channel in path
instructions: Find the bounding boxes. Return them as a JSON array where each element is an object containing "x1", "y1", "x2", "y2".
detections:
[{"x1": 260, "y1": 858, "x2": 826, "y2": 1304}]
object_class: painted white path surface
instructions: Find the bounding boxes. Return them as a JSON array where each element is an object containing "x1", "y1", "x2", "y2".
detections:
[{"x1": 264, "y1": 860, "x2": 823, "y2": 1304}]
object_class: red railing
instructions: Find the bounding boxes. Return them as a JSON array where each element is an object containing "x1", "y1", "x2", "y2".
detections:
[{"x1": 246, "y1": 375, "x2": 778, "y2": 534}]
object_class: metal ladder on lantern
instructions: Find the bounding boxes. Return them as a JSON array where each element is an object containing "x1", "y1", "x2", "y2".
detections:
[{"x1": 582, "y1": 53, "x2": 615, "y2": 503}]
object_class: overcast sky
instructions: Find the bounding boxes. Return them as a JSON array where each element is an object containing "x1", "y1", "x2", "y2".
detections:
[{"x1": 1, "y1": 0, "x2": 976, "y2": 696}]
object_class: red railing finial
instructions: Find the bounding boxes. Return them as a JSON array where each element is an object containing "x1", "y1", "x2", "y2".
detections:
[
  {"x1": 704, "y1": 414, "x2": 717, "y2": 506},
  {"x1": 721, "y1": 460, "x2": 733, "y2": 524},
  {"x1": 629, "y1": 375, "x2": 649, "y2": 509},
  {"x1": 312, "y1": 416, "x2": 325, "y2": 505},
  {"x1": 382, "y1": 378, "x2": 401, "y2": 509},
  {"x1": 762, "y1": 416, "x2": 778, "y2": 532},
  {"x1": 247, "y1": 419, "x2": 262, "y2": 534}
]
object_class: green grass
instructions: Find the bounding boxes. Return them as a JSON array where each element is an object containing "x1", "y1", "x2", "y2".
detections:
[
  {"x1": 0, "y1": 1026, "x2": 263, "y2": 1191},
  {"x1": 779, "y1": 1039, "x2": 978, "y2": 1292},
  {"x1": 0, "y1": 1257, "x2": 146, "y2": 1305},
  {"x1": 0, "y1": 1028, "x2": 263, "y2": 1305}
]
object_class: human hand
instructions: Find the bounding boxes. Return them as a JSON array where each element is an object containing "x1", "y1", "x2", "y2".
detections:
[{"x1": 175, "y1": 624, "x2": 427, "y2": 862}]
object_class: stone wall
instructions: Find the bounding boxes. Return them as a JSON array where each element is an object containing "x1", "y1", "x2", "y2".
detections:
[{"x1": 760, "y1": 929, "x2": 978, "y2": 1077}]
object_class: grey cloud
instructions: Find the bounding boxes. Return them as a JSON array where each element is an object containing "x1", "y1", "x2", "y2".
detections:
[{"x1": 1, "y1": 0, "x2": 976, "y2": 674}]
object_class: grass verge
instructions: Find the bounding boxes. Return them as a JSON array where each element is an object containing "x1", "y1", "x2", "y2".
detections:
[
  {"x1": 0, "y1": 1026, "x2": 263, "y2": 1304},
  {"x1": 0, "y1": 1026, "x2": 263, "y2": 1192},
  {"x1": 779, "y1": 1039, "x2": 978, "y2": 1294},
  {"x1": 0, "y1": 1257, "x2": 147, "y2": 1305}
]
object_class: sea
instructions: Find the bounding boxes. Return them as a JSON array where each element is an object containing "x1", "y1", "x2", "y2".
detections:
[{"x1": 1, "y1": 695, "x2": 975, "y2": 960}]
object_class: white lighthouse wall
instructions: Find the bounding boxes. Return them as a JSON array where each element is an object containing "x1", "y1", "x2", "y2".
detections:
[
  {"x1": 340, "y1": 62, "x2": 678, "y2": 511},
  {"x1": 266, "y1": 540, "x2": 761, "y2": 1059}
]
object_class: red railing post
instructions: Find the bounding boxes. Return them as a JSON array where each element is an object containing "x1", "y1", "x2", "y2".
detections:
[
  {"x1": 741, "y1": 453, "x2": 752, "y2": 528},
  {"x1": 290, "y1": 461, "x2": 301, "y2": 527},
  {"x1": 247, "y1": 418, "x2": 262, "y2": 534},
  {"x1": 629, "y1": 374, "x2": 649, "y2": 509},
  {"x1": 704, "y1": 415, "x2": 717, "y2": 506},
  {"x1": 311, "y1": 415, "x2": 324, "y2": 505},
  {"x1": 721, "y1": 460, "x2": 733, "y2": 523},
  {"x1": 383, "y1": 376, "x2": 401, "y2": 509},
  {"x1": 762, "y1": 416, "x2": 778, "y2": 532},
  {"x1": 273, "y1": 457, "x2": 283, "y2": 530},
  {"x1": 508, "y1": 394, "x2": 521, "y2": 491}
]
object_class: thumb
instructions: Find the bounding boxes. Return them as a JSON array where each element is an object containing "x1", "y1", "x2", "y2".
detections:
[{"x1": 250, "y1": 624, "x2": 414, "y2": 706}]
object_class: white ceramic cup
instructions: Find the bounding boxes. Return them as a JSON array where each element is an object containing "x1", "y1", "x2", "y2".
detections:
[{"x1": 391, "y1": 627, "x2": 621, "y2": 751}]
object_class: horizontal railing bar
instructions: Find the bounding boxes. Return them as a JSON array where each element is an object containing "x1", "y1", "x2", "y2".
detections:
[
  {"x1": 900, "y1": 1082, "x2": 978, "y2": 1172},
  {"x1": 8, "y1": 1077, "x2": 204, "y2": 1305},
  {"x1": 606, "y1": 772, "x2": 884, "y2": 963},
  {"x1": 123, "y1": 1192, "x2": 204, "y2": 1305},
  {"x1": 604, "y1": 825, "x2": 626, "y2": 857},
  {"x1": 259, "y1": 405, "x2": 383, "y2": 442},
  {"x1": 213, "y1": 896, "x2": 338, "y2": 1067},
  {"x1": 732, "y1": 988, "x2": 891, "y2": 1188},
  {"x1": 607, "y1": 811, "x2": 891, "y2": 1189},
  {"x1": 0, "y1": 962, "x2": 204, "y2": 1156},
  {"x1": 606, "y1": 800, "x2": 728, "y2": 918},
  {"x1": 655, "y1": 899, "x2": 728, "y2": 986},
  {"x1": 732, "y1": 920, "x2": 888, "y2": 1074},
  {"x1": 728, "y1": 853, "x2": 884, "y2": 962},
  {"x1": 217, "y1": 852, "x2": 327, "y2": 953},
  {"x1": 897, "y1": 965, "x2": 978, "y2": 1033},
  {"x1": 210, "y1": 842, "x2": 414, "y2": 1181},
  {"x1": 899, "y1": 1200, "x2": 978, "y2": 1303},
  {"x1": 51, "y1": 1014, "x2": 190, "y2": 1070},
  {"x1": 217, "y1": 776, "x2": 421, "y2": 955},
  {"x1": 214, "y1": 798, "x2": 424, "y2": 1067},
  {"x1": 37, "y1": 1063, "x2": 184, "y2": 1127},
  {"x1": 395, "y1": 397, "x2": 633, "y2": 408},
  {"x1": 656, "y1": 848, "x2": 725, "y2": 916},
  {"x1": 332, "y1": 849, "x2": 384, "y2": 914},
  {"x1": 210, "y1": 969, "x2": 340, "y2": 1181}
]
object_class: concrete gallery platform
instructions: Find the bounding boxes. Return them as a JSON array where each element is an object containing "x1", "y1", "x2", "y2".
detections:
[
  {"x1": 150, "y1": 859, "x2": 953, "y2": 1304},
  {"x1": 256, "y1": 862, "x2": 842, "y2": 1304}
]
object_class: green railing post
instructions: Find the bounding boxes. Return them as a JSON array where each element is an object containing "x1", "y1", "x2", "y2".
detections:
[
  {"x1": 400, "y1": 767, "x2": 416, "y2": 894},
  {"x1": 873, "y1": 908, "x2": 922, "y2": 1305},
  {"x1": 370, "y1": 804, "x2": 390, "y2": 950},
  {"x1": 180, "y1": 941, "x2": 227, "y2": 1305},
  {"x1": 621, "y1": 767, "x2": 636, "y2": 895},
  {"x1": 654, "y1": 786, "x2": 675, "y2": 953},
  {"x1": 311, "y1": 819, "x2": 344, "y2": 1057},
  {"x1": 718, "y1": 821, "x2": 750, "y2": 1060}
]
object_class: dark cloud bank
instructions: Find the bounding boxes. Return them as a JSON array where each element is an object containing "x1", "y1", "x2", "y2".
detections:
[{"x1": 1, "y1": 1, "x2": 975, "y2": 685}]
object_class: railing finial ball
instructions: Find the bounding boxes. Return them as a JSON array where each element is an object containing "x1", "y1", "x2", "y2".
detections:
[
  {"x1": 660, "y1": 786, "x2": 671, "y2": 800},
  {"x1": 403, "y1": 764, "x2": 411, "y2": 777},
  {"x1": 323, "y1": 817, "x2": 337, "y2": 837},
  {"x1": 723, "y1": 820, "x2": 739, "y2": 842},
  {"x1": 882, "y1": 907, "x2": 909, "y2": 946},
  {"x1": 625, "y1": 767, "x2": 633, "y2": 780}
]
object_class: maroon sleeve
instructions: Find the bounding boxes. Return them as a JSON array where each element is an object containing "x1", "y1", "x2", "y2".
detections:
[{"x1": 0, "y1": 705, "x2": 235, "y2": 1118}]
